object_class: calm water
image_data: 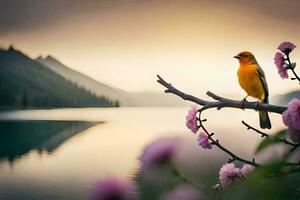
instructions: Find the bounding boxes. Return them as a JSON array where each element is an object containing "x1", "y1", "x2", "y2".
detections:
[{"x1": 0, "y1": 107, "x2": 285, "y2": 200}]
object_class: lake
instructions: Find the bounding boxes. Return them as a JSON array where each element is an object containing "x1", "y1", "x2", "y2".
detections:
[{"x1": 0, "y1": 107, "x2": 286, "y2": 199}]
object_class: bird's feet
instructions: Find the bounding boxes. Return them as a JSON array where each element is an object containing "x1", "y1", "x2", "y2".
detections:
[{"x1": 240, "y1": 96, "x2": 248, "y2": 109}]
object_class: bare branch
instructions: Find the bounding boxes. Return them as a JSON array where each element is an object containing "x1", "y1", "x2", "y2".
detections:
[
  {"x1": 241, "y1": 120, "x2": 269, "y2": 138},
  {"x1": 241, "y1": 121, "x2": 300, "y2": 168},
  {"x1": 157, "y1": 75, "x2": 287, "y2": 114},
  {"x1": 199, "y1": 113, "x2": 260, "y2": 166},
  {"x1": 286, "y1": 54, "x2": 300, "y2": 83},
  {"x1": 241, "y1": 120, "x2": 298, "y2": 147}
]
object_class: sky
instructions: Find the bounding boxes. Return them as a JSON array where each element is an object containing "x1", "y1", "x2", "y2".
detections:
[{"x1": 1, "y1": 0, "x2": 300, "y2": 97}]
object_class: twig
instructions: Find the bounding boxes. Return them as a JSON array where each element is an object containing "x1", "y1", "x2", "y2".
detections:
[
  {"x1": 241, "y1": 120, "x2": 297, "y2": 147},
  {"x1": 286, "y1": 54, "x2": 300, "y2": 83},
  {"x1": 241, "y1": 120, "x2": 269, "y2": 138},
  {"x1": 290, "y1": 143, "x2": 300, "y2": 153},
  {"x1": 157, "y1": 75, "x2": 287, "y2": 114}
]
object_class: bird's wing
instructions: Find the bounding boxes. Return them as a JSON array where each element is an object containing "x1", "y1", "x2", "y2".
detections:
[{"x1": 256, "y1": 64, "x2": 269, "y2": 103}]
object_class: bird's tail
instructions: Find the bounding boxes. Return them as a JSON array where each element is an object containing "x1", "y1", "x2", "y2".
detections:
[{"x1": 259, "y1": 111, "x2": 271, "y2": 129}]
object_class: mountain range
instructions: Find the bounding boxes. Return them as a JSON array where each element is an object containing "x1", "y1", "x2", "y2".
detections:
[
  {"x1": 36, "y1": 55, "x2": 131, "y2": 105},
  {"x1": 0, "y1": 46, "x2": 188, "y2": 108},
  {"x1": 35, "y1": 51, "x2": 189, "y2": 107},
  {"x1": 37, "y1": 55, "x2": 192, "y2": 107},
  {"x1": 0, "y1": 46, "x2": 117, "y2": 109}
]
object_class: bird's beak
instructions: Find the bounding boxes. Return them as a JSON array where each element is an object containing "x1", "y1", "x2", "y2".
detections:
[{"x1": 234, "y1": 54, "x2": 241, "y2": 59}]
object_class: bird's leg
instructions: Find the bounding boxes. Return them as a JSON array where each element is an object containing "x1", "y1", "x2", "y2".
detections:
[{"x1": 240, "y1": 95, "x2": 249, "y2": 109}]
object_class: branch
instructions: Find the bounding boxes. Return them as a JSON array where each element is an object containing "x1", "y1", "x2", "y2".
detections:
[
  {"x1": 241, "y1": 120, "x2": 297, "y2": 147},
  {"x1": 242, "y1": 121, "x2": 300, "y2": 168},
  {"x1": 241, "y1": 120, "x2": 269, "y2": 138},
  {"x1": 286, "y1": 54, "x2": 300, "y2": 83},
  {"x1": 156, "y1": 75, "x2": 290, "y2": 167},
  {"x1": 157, "y1": 75, "x2": 287, "y2": 114},
  {"x1": 156, "y1": 74, "x2": 300, "y2": 176},
  {"x1": 199, "y1": 114, "x2": 260, "y2": 166}
]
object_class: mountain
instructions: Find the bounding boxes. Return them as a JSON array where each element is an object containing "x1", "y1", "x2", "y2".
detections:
[
  {"x1": 37, "y1": 55, "x2": 189, "y2": 107},
  {"x1": 273, "y1": 90, "x2": 300, "y2": 106},
  {"x1": 0, "y1": 46, "x2": 117, "y2": 109},
  {"x1": 37, "y1": 55, "x2": 132, "y2": 105}
]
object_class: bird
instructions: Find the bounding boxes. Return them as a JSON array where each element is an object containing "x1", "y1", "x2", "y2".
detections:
[{"x1": 234, "y1": 51, "x2": 271, "y2": 129}]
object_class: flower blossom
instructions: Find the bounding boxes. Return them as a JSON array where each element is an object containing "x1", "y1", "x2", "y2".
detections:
[
  {"x1": 160, "y1": 185, "x2": 201, "y2": 200},
  {"x1": 274, "y1": 52, "x2": 288, "y2": 79},
  {"x1": 241, "y1": 164, "x2": 255, "y2": 176},
  {"x1": 283, "y1": 98, "x2": 300, "y2": 131},
  {"x1": 219, "y1": 163, "x2": 241, "y2": 187},
  {"x1": 283, "y1": 99, "x2": 300, "y2": 143},
  {"x1": 91, "y1": 177, "x2": 137, "y2": 200},
  {"x1": 139, "y1": 137, "x2": 182, "y2": 168},
  {"x1": 278, "y1": 41, "x2": 296, "y2": 54},
  {"x1": 197, "y1": 132, "x2": 212, "y2": 149},
  {"x1": 186, "y1": 106, "x2": 199, "y2": 133}
]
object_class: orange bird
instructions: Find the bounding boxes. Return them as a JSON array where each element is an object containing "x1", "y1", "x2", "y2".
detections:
[{"x1": 234, "y1": 51, "x2": 271, "y2": 129}]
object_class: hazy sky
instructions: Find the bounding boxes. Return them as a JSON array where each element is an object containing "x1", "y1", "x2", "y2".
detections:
[{"x1": 1, "y1": 0, "x2": 300, "y2": 96}]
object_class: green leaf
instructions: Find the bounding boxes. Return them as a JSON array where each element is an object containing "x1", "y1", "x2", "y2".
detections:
[
  {"x1": 251, "y1": 161, "x2": 285, "y2": 180},
  {"x1": 255, "y1": 130, "x2": 288, "y2": 154}
]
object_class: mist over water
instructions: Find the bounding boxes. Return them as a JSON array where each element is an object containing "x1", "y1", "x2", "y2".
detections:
[{"x1": 0, "y1": 107, "x2": 285, "y2": 199}]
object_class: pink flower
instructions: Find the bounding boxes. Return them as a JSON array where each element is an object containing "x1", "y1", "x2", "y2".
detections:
[
  {"x1": 91, "y1": 177, "x2": 137, "y2": 200},
  {"x1": 278, "y1": 41, "x2": 296, "y2": 54},
  {"x1": 283, "y1": 98, "x2": 300, "y2": 130},
  {"x1": 139, "y1": 137, "x2": 182, "y2": 168},
  {"x1": 219, "y1": 163, "x2": 241, "y2": 187},
  {"x1": 241, "y1": 164, "x2": 255, "y2": 176},
  {"x1": 197, "y1": 132, "x2": 212, "y2": 149},
  {"x1": 288, "y1": 128, "x2": 300, "y2": 143},
  {"x1": 274, "y1": 52, "x2": 288, "y2": 79},
  {"x1": 186, "y1": 106, "x2": 199, "y2": 134},
  {"x1": 160, "y1": 185, "x2": 200, "y2": 200}
]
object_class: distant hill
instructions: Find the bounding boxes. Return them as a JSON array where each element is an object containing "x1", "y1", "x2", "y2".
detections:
[
  {"x1": 0, "y1": 46, "x2": 117, "y2": 109},
  {"x1": 37, "y1": 55, "x2": 189, "y2": 107},
  {"x1": 273, "y1": 90, "x2": 300, "y2": 106},
  {"x1": 37, "y1": 55, "x2": 132, "y2": 105}
]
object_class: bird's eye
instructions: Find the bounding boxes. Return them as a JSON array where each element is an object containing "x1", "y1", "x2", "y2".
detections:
[{"x1": 244, "y1": 55, "x2": 248, "y2": 57}]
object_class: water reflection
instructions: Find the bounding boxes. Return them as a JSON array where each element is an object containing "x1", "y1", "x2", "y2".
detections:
[
  {"x1": 0, "y1": 108, "x2": 286, "y2": 199},
  {"x1": 0, "y1": 120, "x2": 98, "y2": 162}
]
